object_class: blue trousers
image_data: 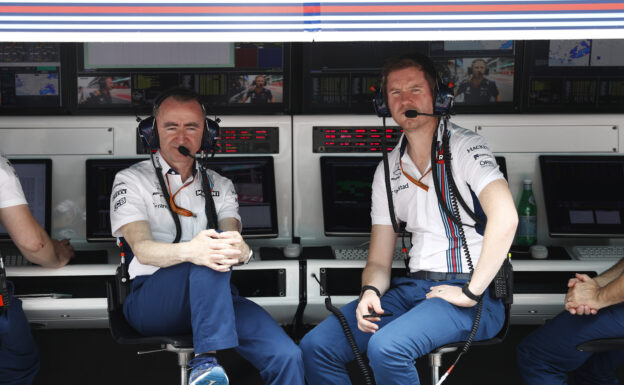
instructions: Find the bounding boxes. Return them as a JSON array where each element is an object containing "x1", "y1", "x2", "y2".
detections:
[
  {"x1": 300, "y1": 276, "x2": 504, "y2": 385},
  {"x1": 517, "y1": 303, "x2": 624, "y2": 385},
  {"x1": 0, "y1": 282, "x2": 39, "y2": 385},
  {"x1": 123, "y1": 262, "x2": 304, "y2": 385}
]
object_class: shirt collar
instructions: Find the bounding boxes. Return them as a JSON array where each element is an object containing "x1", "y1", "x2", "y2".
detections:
[{"x1": 155, "y1": 151, "x2": 198, "y2": 179}]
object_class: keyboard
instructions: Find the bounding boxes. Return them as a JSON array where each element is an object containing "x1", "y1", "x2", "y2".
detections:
[
  {"x1": 334, "y1": 247, "x2": 405, "y2": 261},
  {"x1": 570, "y1": 246, "x2": 624, "y2": 261},
  {"x1": 1, "y1": 248, "x2": 108, "y2": 266}
]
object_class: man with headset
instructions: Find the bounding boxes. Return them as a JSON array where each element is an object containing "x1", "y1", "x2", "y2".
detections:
[
  {"x1": 110, "y1": 88, "x2": 303, "y2": 385},
  {"x1": 1, "y1": 155, "x2": 74, "y2": 385},
  {"x1": 300, "y1": 53, "x2": 518, "y2": 384},
  {"x1": 82, "y1": 76, "x2": 114, "y2": 105},
  {"x1": 454, "y1": 58, "x2": 502, "y2": 104},
  {"x1": 517, "y1": 259, "x2": 624, "y2": 384}
]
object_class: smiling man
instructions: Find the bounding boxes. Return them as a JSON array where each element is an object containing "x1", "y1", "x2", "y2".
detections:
[{"x1": 300, "y1": 53, "x2": 517, "y2": 385}]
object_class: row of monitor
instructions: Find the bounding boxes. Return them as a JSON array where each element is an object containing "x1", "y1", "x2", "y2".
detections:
[
  {"x1": 3, "y1": 40, "x2": 624, "y2": 114},
  {"x1": 2, "y1": 155, "x2": 624, "y2": 243}
]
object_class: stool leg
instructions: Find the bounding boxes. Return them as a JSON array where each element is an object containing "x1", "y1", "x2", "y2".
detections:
[
  {"x1": 429, "y1": 352, "x2": 442, "y2": 385},
  {"x1": 178, "y1": 351, "x2": 193, "y2": 385}
]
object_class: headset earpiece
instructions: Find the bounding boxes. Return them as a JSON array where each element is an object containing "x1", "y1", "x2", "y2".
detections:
[{"x1": 372, "y1": 85, "x2": 391, "y2": 118}]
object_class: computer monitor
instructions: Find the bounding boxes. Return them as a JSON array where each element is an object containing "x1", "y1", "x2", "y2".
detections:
[
  {"x1": 540, "y1": 155, "x2": 624, "y2": 238},
  {"x1": 320, "y1": 156, "x2": 381, "y2": 236},
  {"x1": 205, "y1": 156, "x2": 278, "y2": 238},
  {"x1": 495, "y1": 156, "x2": 508, "y2": 181},
  {"x1": 0, "y1": 158, "x2": 52, "y2": 240},
  {"x1": 85, "y1": 158, "x2": 147, "y2": 241}
]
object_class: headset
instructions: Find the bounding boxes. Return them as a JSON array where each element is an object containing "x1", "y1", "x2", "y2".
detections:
[
  {"x1": 137, "y1": 87, "x2": 221, "y2": 155},
  {"x1": 135, "y1": 88, "x2": 221, "y2": 243},
  {"x1": 372, "y1": 52, "x2": 454, "y2": 119}
]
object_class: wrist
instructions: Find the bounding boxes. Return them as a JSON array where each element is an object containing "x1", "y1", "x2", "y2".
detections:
[
  {"x1": 462, "y1": 281, "x2": 482, "y2": 302},
  {"x1": 360, "y1": 285, "x2": 381, "y2": 301}
]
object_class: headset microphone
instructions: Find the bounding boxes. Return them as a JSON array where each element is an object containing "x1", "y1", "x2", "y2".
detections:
[
  {"x1": 178, "y1": 146, "x2": 192, "y2": 157},
  {"x1": 405, "y1": 110, "x2": 440, "y2": 118}
]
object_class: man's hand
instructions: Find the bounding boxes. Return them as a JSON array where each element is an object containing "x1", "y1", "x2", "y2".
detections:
[
  {"x1": 426, "y1": 284, "x2": 477, "y2": 307},
  {"x1": 217, "y1": 231, "x2": 249, "y2": 264},
  {"x1": 356, "y1": 291, "x2": 386, "y2": 333},
  {"x1": 185, "y1": 229, "x2": 242, "y2": 272},
  {"x1": 52, "y1": 238, "x2": 74, "y2": 268},
  {"x1": 565, "y1": 273, "x2": 601, "y2": 315}
]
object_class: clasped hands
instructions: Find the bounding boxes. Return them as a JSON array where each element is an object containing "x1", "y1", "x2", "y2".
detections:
[
  {"x1": 564, "y1": 273, "x2": 602, "y2": 316},
  {"x1": 186, "y1": 229, "x2": 246, "y2": 272}
]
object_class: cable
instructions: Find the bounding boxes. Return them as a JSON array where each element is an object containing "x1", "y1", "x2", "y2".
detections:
[
  {"x1": 150, "y1": 152, "x2": 182, "y2": 243},
  {"x1": 430, "y1": 119, "x2": 484, "y2": 385},
  {"x1": 311, "y1": 273, "x2": 375, "y2": 385}
]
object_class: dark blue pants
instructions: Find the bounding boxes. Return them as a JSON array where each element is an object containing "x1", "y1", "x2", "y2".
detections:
[
  {"x1": 123, "y1": 262, "x2": 304, "y2": 385},
  {"x1": 517, "y1": 303, "x2": 624, "y2": 385},
  {"x1": 0, "y1": 282, "x2": 39, "y2": 385},
  {"x1": 300, "y1": 277, "x2": 505, "y2": 385}
]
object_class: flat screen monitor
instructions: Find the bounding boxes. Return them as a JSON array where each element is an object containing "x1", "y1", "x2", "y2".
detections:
[
  {"x1": 85, "y1": 158, "x2": 147, "y2": 241},
  {"x1": 0, "y1": 159, "x2": 52, "y2": 240},
  {"x1": 320, "y1": 156, "x2": 381, "y2": 236},
  {"x1": 205, "y1": 156, "x2": 278, "y2": 238},
  {"x1": 540, "y1": 155, "x2": 624, "y2": 238}
]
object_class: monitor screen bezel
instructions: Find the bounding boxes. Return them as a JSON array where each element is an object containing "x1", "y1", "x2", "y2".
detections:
[
  {"x1": 320, "y1": 155, "x2": 382, "y2": 237},
  {"x1": 204, "y1": 156, "x2": 279, "y2": 239},
  {"x1": 85, "y1": 157, "x2": 148, "y2": 242},
  {"x1": 540, "y1": 155, "x2": 624, "y2": 238},
  {"x1": 0, "y1": 158, "x2": 52, "y2": 241}
]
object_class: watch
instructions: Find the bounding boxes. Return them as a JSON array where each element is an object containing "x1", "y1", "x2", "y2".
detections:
[
  {"x1": 462, "y1": 282, "x2": 482, "y2": 302},
  {"x1": 359, "y1": 285, "x2": 381, "y2": 301}
]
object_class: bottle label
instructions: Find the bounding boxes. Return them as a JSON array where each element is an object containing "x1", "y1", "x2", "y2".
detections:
[{"x1": 517, "y1": 216, "x2": 537, "y2": 245}]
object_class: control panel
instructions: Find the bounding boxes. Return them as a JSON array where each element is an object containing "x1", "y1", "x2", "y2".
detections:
[{"x1": 313, "y1": 126, "x2": 402, "y2": 153}]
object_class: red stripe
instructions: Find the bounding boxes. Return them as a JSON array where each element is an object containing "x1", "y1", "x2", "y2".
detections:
[
  {"x1": 0, "y1": 5, "x2": 305, "y2": 14},
  {"x1": 440, "y1": 163, "x2": 459, "y2": 273},
  {"x1": 2, "y1": 3, "x2": 623, "y2": 14}
]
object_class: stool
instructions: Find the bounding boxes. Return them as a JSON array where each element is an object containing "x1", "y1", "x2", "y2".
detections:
[
  {"x1": 106, "y1": 269, "x2": 195, "y2": 385},
  {"x1": 428, "y1": 303, "x2": 511, "y2": 384}
]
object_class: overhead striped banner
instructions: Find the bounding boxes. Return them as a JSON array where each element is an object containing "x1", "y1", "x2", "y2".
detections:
[{"x1": 1, "y1": 1, "x2": 624, "y2": 42}]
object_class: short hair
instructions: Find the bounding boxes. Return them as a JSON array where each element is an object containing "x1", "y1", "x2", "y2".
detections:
[
  {"x1": 153, "y1": 88, "x2": 203, "y2": 118},
  {"x1": 381, "y1": 52, "x2": 438, "y2": 98},
  {"x1": 471, "y1": 58, "x2": 487, "y2": 67}
]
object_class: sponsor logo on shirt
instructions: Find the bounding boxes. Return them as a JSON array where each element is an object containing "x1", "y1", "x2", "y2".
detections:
[
  {"x1": 466, "y1": 144, "x2": 489, "y2": 153},
  {"x1": 195, "y1": 190, "x2": 220, "y2": 197},
  {"x1": 152, "y1": 192, "x2": 167, "y2": 209},
  {"x1": 114, "y1": 197, "x2": 126, "y2": 211},
  {"x1": 111, "y1": 189, "x2": 126, "y2": 200},
  {"x1": 394, "y1": 183, "x2": 409, "y2": 194},
  {"x1": 479, "y1": 159, "x2": 495, "y2": 167},
  {"x1": 473, "y1": 153, "x2": 490, "y2": 160}
]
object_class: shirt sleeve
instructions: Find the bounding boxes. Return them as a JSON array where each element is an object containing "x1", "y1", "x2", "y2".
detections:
[
  {"x1": 110, "y1": 168, "x2": 149, "y2": 238},
  {"x1": 370, "y1": 159, "x2": 393, "y2": 226},
  {"x1": 452, "y1": 129, "x2": 505, "y2": 197},
  {"x1": 0, "y1": 156, "x2": 27, "y2": 209}
]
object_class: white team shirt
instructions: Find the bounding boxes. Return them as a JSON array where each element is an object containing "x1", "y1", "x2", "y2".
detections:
[
  {"x1": 0, "y1": 154, "x2": 27, "y2": 209},
  {"x1": 371, "y1": 122, "x2": 505, "y2": 274},
  {"x1": 110, "y1": 152, "x2": 241, "y2": 278}
]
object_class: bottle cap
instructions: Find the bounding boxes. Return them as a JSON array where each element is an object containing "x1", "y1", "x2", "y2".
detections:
[{"x1": 523, "y1": 179, "x2": 532, "y2": 185}]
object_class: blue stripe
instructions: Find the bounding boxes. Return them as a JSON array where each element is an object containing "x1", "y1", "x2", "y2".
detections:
[{"x1": 2, "y1": 25, "x2": 622, "y2": 32}]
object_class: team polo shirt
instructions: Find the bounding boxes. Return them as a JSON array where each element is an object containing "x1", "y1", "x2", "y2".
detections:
[
  {"x1": 110, "y1": 152, "x2": 241, "y2": 279},
  {"x1": 0, "y1": 155, "x2": 27, "y2": 209},
  {"x1": 371, "y1": 122, "x2": 505, "y2": 274}
]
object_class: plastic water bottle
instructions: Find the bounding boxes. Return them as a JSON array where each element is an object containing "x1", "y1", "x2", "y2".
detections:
[{"x1": 516, "y1": 179, "x2": 537, "y2": 246}]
